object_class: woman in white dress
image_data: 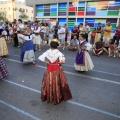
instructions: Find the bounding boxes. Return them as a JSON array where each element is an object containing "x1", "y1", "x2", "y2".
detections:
[{"x1": 74, "y1": 34, "x2": 94, "y2": 71}]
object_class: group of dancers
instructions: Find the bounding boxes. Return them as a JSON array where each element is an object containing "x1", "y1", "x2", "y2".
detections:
[{"x1": 0, "y1": 20, "x2": 94, "y2": 105}]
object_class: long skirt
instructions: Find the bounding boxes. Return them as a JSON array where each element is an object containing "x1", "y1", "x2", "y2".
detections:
[
  {"x1": 33, "y1": 35, "x2": 42, "y2": 45},
  {"x1": 0, "y1": 57, "x2": 8, "y2": 79},
  {"x1": 41, "y1": 68, "x2": 72, "y2": 105},
  {"x1": 74, "y1": 51, "x2": 94, "y2": 71},
  {"x1": 20, "y1": 41, "x2": 35, "y2": 63},
  {"x1": 0, "y1": 37, "x2": 8, "y2": 56},
  {"x1": 95, "y1": 33, "x2": 101, "y2": 43}
]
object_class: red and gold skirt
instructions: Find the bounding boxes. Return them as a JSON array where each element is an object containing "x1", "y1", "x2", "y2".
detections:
[{"x1": 41, "y1": 67, "x2": 72, "y2": 105}]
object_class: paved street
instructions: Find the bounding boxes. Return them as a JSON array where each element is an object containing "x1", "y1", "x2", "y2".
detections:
[{"x1": 0, "y1": 40, "x2": 120, "y2": 120}]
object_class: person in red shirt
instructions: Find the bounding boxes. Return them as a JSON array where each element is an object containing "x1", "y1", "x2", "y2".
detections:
[
  {"x1": 113, "y1": 22, "x2": 120, "y2": 46},
  {"x1": 90, "y1": 28, "x2": 96, "y2": 47}
]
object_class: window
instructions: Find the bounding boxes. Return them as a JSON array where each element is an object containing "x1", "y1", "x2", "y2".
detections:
[
  {"x1": 4, "y1": 8, "x2": 6, "y2": 11},
  {"x1": 9, "y1": 7, "x2": 10, "y2": 10},
  {"x1": 1, "y1": 8, "x2": 2, "y2": 10},
  {"x1": 32, "y1": 10, "x2": 33, "y2": 13},
  {"x1": 26, "y1": 9, "x2": 28, "y2": 12}
]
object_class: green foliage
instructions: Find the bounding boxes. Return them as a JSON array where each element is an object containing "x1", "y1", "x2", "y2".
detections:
[
  {"x1": 0, "y1": 11, "x2": 7, "y2": 21},
  {"x1": 19, "y1": 8, "x2": 28, "y2": 20}
]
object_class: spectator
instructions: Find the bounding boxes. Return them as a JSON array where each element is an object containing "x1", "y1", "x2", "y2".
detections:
[
  {"x1": 85, "y1": 22, "x2": 90, "y2": 42},
  {"x1": 108, "y1": 40, "x2": 117, "y2": 57},
  {"x1": 33, "y1": 21, "x2": 41, "y2": 51},
  {"x1": 58, "y1": 25, "x2": 65, "y2": 50},
  {"x1": 102, "y1": 41, "x2": 110, "y2": 54},
  {"x1": 5, "y1": 22, "x2": 9, "y2": 40},
  {"x1": 103, "y1": 22, "x2": 112, "y2": 43},
  {"x1": 0, "y1": 20, "x2": 5, "y2": 35},
  {"x1": 12, "y1": 22, "x2": 19, "y2": 47},
  {"x1": 90, "y1": 28, "x2": 96, "y2": 47},
  {"x1": 17, "y1": 19, "x2": 24, "y2": 47},
  {"x1": 54, "y1": 22, "x2": 59, "y2": 39},
  {"x1": 64, "y1": 23, "x2": 69, "y2": 46},
  {"x1": 8, "y1": 24, "x2": 13, "y2": 43},
  {"x1": 44, "y1": 23, "x2": 49, "y2": 44},
  {"x1": 40, "y1": 23, "x2": 45, "y2": 43},
  {"x1": 24, "y1": 22, "x2": 28, "y2": 30},
  {"x1": 67, "y1": 35, "x2": 78, "y2": 51},
  {"x1": 78, "y1": 23, "x2": 85, "y2": 35},
  {"x1": 113, "y1": 22, "x2": 120, "y2": 46},
  {"x1": 95, "y1": 22, "x2": 102, "y2": 43},
  {"x1": 101, "y1": 24, "x2": 105, "y2": 39},
  {"x1": 71, "y1": 25, "x2": 78, "y2": 40},
  {"x1": 93, "y1": 38, "x2": 104, "y2": 57},
  {"x1": 118, "y1": 46, "x2": 120, "y2": 57}
]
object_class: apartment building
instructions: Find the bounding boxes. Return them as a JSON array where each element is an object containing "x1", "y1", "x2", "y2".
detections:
[{"x1": 0, "y1": 0, "x2": 34, "y2": 22}]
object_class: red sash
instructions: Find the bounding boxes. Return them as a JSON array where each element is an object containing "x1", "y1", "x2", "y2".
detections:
[{"x1": 47, "y1": 59, "x2": 60, "y2": 71}]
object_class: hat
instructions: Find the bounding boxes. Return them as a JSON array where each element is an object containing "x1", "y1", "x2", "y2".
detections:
[
  {"x1": 2, "y1": 31, "x2": 7, "y2": 36},
  {"x1": 51, "y1": 39, "x2": 59, "y2": 43}
]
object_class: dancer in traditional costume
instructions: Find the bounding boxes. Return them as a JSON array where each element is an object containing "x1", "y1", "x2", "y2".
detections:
[
  {"x1": 0, "y1": 31, "x2": 8, "y2": 56},
  {"x1": 33, "y1": 21, "x2": 41, "y2": 51},
  {"x1": 19, "y1": 26, "x2": 37, "y2": 65},
  {"x1": 38, "y1": 39, "x2": 72, "y2": 105},
  {"x1": 0, "y1": 57, "x2": 8, "y2": 79},
  {"x1": 74, "y1": 34, "x2": 94, "y2": 71}
]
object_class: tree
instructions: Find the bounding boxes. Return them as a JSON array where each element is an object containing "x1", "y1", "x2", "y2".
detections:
[
  {"x1": 19, "y1": 8, "x2": 29, "y2": 20},
  {"x1": 0, "y1": 11, "x2": 7, "y2": 21}
]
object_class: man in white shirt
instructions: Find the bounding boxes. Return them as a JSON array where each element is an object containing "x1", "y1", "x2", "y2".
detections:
[
  {"x1": 58, "y1": 25, "x2": 65, "y2": 50},
  {"x1": 85, "y1": 22, "x2": 90, "y2": 42},
  {"x1": 17, "y1": 19, "x2": 24, "y2": 47},
  {"x1": 33, "y1": 21, "x2": 41, "y2": 51}
]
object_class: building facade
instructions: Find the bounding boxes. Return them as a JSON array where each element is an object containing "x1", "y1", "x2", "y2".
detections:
[
  {"x1": 33, "y1": 0, "x2": 120, "y2": 32},
  {"x1": 0, "y1": 0, "x2": 34, "y2": 22}
]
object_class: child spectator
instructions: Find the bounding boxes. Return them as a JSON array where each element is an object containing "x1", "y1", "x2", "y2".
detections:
[
  {"x1": 108, "y1": 39, "x2": 117, "y2": 57},
  {"x1": 93, "y1": 38, "x2": 104, "y2": 57},
  {"x1": 90, "y1": 28, "x2": 96, "y2": 47}
]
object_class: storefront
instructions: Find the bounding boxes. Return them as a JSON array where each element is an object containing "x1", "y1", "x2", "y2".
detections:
[{"x1": 35, "y1": 0, "x2": 120, "y2": 32}]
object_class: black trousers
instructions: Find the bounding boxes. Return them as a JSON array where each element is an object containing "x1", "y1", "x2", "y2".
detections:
[
  {"x1": 85, "y1": 33, "x2": 88, "y2": 42},
  {"x1": 113, "y1": 36, "x2": 120, "y2": 46},
  {"x1": 13, "y1": 33, "x2": 19, "y2": 47}
]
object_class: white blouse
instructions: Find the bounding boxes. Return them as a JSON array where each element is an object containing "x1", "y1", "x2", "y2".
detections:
[
  {"x1": 77, "y1": 40, "x2": 92, "y2": 51},
  {"x1": 34, "y1": 26, "x2": 41, "y2": 33},
  {"x1": 40, "y1": 26, "x2": 45, "y2": 33},
  {"x1": 20, "y1": 33, "x2": 35, "y2": 41},
  {"x1": 38, "y1": 49, "x2": 65, "y2": 63},
  {"x1": 17, "y1": 24, "x2": 24, "y2": 31}
]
